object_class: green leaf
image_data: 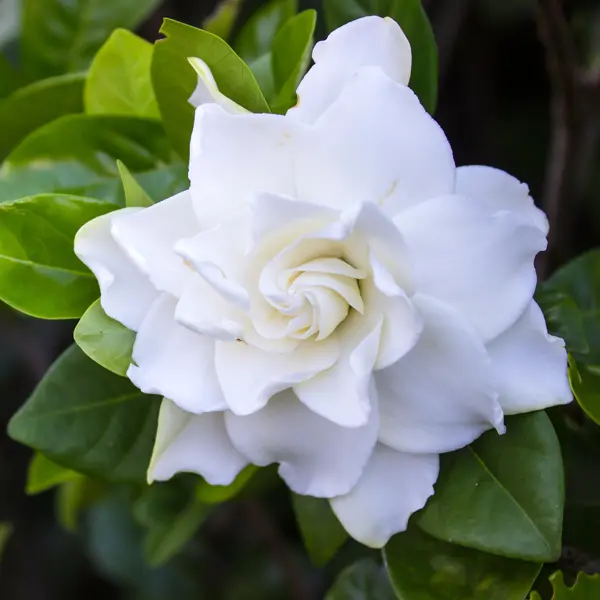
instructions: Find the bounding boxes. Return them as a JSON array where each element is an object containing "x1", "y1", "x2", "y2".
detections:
[
  {"x1": 418, "y1": 411, "x2": 564, "y2": 562},
  {"x1": 8, "y1": 345, "x2": 161, "y2": 482},
  {"x1": 27, "y1": 452, "x2": 81, "y2": 495},
  {"x1": 292, "y1": 494, "x2": 348, "y2": 567},
  {"x1": 21, "y1": 0, "x2": 162, "y2": 80},
  {"x1": 152, "y1": 18, "x2": 270, "y2": 160},
  {"x1": 543, "y1": 249, "x2": 600, "y2": 363},
  {"x1": 322, "y1": 0, "x2": 438, "y2": 113},
  {"x1": 85, "y1": 29, "x2": 159, "y2": 119},
  {"x1": 74, "y1": 299, "x2": 135, "y2": 376},
  {"x1": 196, "y1": 465, "x2": 257, "y2": 504},
  {"x1": 0, "y1": 193, "x2": 117, "y2": 319},
  {"x1": 203, "y1": 0, "x2": 245, "y2": 40},
  {"x1": 117, "y1": 160, "x2": 154, "y2": 208},
  {"x1": 0, "y1": 523, "x2": 12, "y2": 561},
  {"x1": 0, "y1": 73, "x2": 84, "y2": 164},
  {"x1": 0, "y1": 114, "x2": 186, "y2": 205},
  {"x1": 384, "y1": 526, "x2": 542, "y2": 600},
  {"x1": 326, "y1": 559, "x2": 396, "y2": 600},
  {"x1": 543, "y1": 571, "x2": 600, "y2": 599},
  {"x1": 235, "y1": 0, "x2": 297, "y2": 64},
  {"x1": 56, "y1": 477, "x2": 106, "y2": 532},
  {"x1": 270, "y1": 10, "x2": 316, "y2": 113},
  {"x1": 569, "y1": 359, "x2": 600, "y2": 426},
  {"x1": 0, "y1": 54, "x2": 22, "y2": 99}
]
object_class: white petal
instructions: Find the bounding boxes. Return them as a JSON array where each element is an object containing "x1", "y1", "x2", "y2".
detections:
[
  {"x1": 225, "y1": 389, "x2": 379, "y2": 497},
  {"x1": 487, "y1": 301, "x2": 571, "y2": 414},
  {"x1": 74, "y1": 209, "x2": 157, "y2": 331},
  {"x1": 188, "y1": 57, "x2": 248, "y2": 114},
  {"x1": 377, "y1": 294, "x2": 504, "y2": 454},
  {"x1": 214, "y1": 336, "x2": 340, "y2": 415},
  {"x1": 295, "y1": 67, "x2": 455, "y2": 216},
  {"x1": 190, "y1": 104, "x2": 298, "y2": 228},
  {"x1": 456, "y1": 165, "x2": 549, "y2": 235},
  {"x1": 289, "y1": 16, "x2": 411, "y2": 124},
  {"x1": 330, "y1": 445, "x2": 438, "y2": 548},
  {"x1": 396, "y1": 194, "x2": 547, "y2": 342},
  {"x1": 128, "y1": 294, "x2": 227, "y2": 414},
  {"x1": 294, "y1": 319, "x2": 381, "y2": 427},
  {"x1": 111, "y1": 190, "x2": 199, "y2": 298},
  {"x1": 149, "y1": 399, "x2": 247, "y2": 484}
]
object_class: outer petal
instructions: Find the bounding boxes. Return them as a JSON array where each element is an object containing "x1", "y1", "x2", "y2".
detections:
[
  {"x1": 188, "y1": 57, "x2": 248, "y2": 114},
  {"x1": 189, "y1": 104, "x2": 298, "y2": 228},
  {"x1": 377, "y1": 294, "x2": 504, "y2": 454},
  {"x1": 295, "y1": 67, "x2": 455, "y2": 216},
  {"x1": 330, "y1": 445, "x2": 439, "y2": 548},
  {"x1": 225, "y1": 389, "x2": 379, "y2": 498},
  {"x1": 487, "y1": 301, "x2": 571, "y2": 414},
  {"x1": 289, "y1": 16, "x2": 411, "y2": 124},
  {"x1": 456, "y1": 165, "x2": 549, "y2": 235},
  {"x1": 215, "y1": 337, "x2": 340, "y2": 415},
  {"x1": 111, "y1": 191, "x2": 198, "y2": 298},
  {"x1": 74, "y1": 208, "x2": 157, "y2": 331},
  {"x1": 149, "y1": 399, "x2": 247, "y2": 484},
  {"x1": 396, "y1": 194, "x2": 547, "y2": 342},
  {"x1": 128, "y1": 294, "x2": 227, "y2": 414}
]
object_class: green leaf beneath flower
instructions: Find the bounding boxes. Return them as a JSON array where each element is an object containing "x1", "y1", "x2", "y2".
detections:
[
  {"x1": 0, "y1": 193, "x2": 117, "y2": 319},
  {"x1": 117, "y1": 160, "x2": 155, "y2": 208},
  {"x1": 568, "y1": 359, "x2": 600, "y2": 426},
  {"x1": 9, "y1": 345, "x2": 161, "y2": 482},
  {"x1": 27, "y1": 452, "x2": 81, "y2": 495},
  {"x1": 326, "y1": 559, "x2": 396, "y2": 600},
  {"x1": 384, "y1": 525, "x2": 542, "y2": 599},
  {"x1": 152, "y1": 18, "x2": 270, "y2": 160},
  {"x1": 292, "y1": 493, "x2": 348, "y2": 567},
  {"x1": 85, "y1": 29, "x2": 160, "y2": 119},
  {"x1": 196, "y1": 465, "x2": 257, "y2": 504},
  {"x1": 74, "y1": 299, "x2": 136, "y2": 376},
  {"x1": 418, "y1": 411, "x2": 564, "y2": 562},
  {"x1": 322, "y1": 0, "x2": 438, "y2": 114}
]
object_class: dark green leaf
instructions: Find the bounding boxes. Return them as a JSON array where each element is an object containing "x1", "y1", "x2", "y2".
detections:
[
  {"x1": 418, "y1": 411, "x2": 564, "y2": 562},
  {"x1": 74, "y1": 299, "x2": 135, "y2": 376},
  {"x1": 0, "y1": 73, "x2": 84, "y2": 164},
  {"x1": 0, "y1": 114, "x2": 186, "y2": 205},
  {"x1": 0, "y1": 54, "x2": 21, "y2": 99},
  {"x1": 196, "y1": 465, "x2": 257, "y2": 504},
  {"x1": 569, "y1": 359, "x2": 600, "y2": 426},
  {"x1": 21, "y1": 0, "x2": 162, "y2": 80},
  {"x1": 322, "y1": 0, "x2": 438, "y2": 113},
  {"x1": 326, "y1": 559, "x2": 396, "y2": 600},
  {"x1": 27, "y1": 452, "x2": 81, "y2": 495},
  {"x1": 0, "y1": 523, "x2": 12, "y2": 561},
  {"x1": 292, "y1": 494, "x2": 348, "y2": 566},
  {"x1": 8, "y1": 345, "x2": 161, "y2": 482},
  {"x1": 85, "y1": 29, "x2": 159, "y2": 119},
  {"x1": 203, "y1": 0, "x2": 245, "y2": 40},
  {"x1": 384, "y1": 526, "x2": 542, "y2": 600},
  {"x1": 117, "y1": 160, "x2": 154, "y2": 208},
  {"x1": 0, "y1": 193, "x2": 117, "y2": 319},
  {"x1": 152, "y1": 18, "x2": 270, "y2": 160},
  {"x1": 270, "y1": 10, "x2": 316, "y2": 113}
]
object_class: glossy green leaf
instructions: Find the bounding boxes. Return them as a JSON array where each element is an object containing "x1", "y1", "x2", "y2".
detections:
[
  {"x1": 152, "y1": 18, "x2": 270, "y2": 160},
  {"x1": 0, "y1": 114, "x2": 185, "y2": 205},
  {"x1": 203, "y1": 0, "x2": 245, "y2": 40},
  {"x1": 326, "y1": 559, "x2": 396, "y2": 600},
  {"x1": 542, "y1": 571, "x2": 600, "y2": 599},
  {"x1": 0, "y1": 523, "x2": 12, "y2": 561},
  {"x1": 384, "y1": 526, "x2": 542, "y2": 600},
  {"x1": 543, "y1": 250, "x2": 600, "y2": 363},
  {"x1": 292, "y1": 494, "x2": 348, "y2": 567},
  {"x1": 56, "y1": 477, "x2": 106, "y2": 532},
  {"x1": 85, "y1": 29, "x2": 159, "y2": 119},
  {"x1": 569, "y1": 360, "x2": 600, "y2": 426},
  {"x1": 74, "y1": 299, "x2": 135, "y2": 377},
  {"x1": 270, "y1": 10, "x2": 316, "y2": 113},
  {"x1": 21, "y1": 0, "x2": 162, "y2": 80},
  {"x1": 117, "y1": 160, "x2": 154, "y2": 208},
  {"x1": 196, "y1": 465, "x2": 257, "y2": 504},
  {"x1": 0, "y1": 193, "x2": 117, "y2": 319},
  {"x1": 27, "y1": 452, "x2": 81, "y2": 495},
  {"x1": 8, "y1": 345, "x2": 161, "y2": 482},
  {"x1": 418, "y1": 411, "x2": 564, "y2": 562},
  {"x1": 0, "y1": 72, "x2": 84, "y2": 163},
  {"x1": 322, "y1": 0, "x2": 438, "y2": 113},
  {"x1": 235, "y1": 0, "x2": 297, "y2": 63}
]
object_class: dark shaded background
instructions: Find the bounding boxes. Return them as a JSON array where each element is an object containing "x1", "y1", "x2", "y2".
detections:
[{"x1": 1, "y1": 0, "x2": 600, "y2": 598}]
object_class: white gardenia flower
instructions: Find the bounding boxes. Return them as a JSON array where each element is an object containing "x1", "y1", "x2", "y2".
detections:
[{"x1": 75, "y1": 16, "x2": 572, "y2": 547}]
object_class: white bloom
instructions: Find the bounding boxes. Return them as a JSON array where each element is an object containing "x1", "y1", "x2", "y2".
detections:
[{"x1": 75, "y1": 16, "x2": 571, "y2": 547}]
